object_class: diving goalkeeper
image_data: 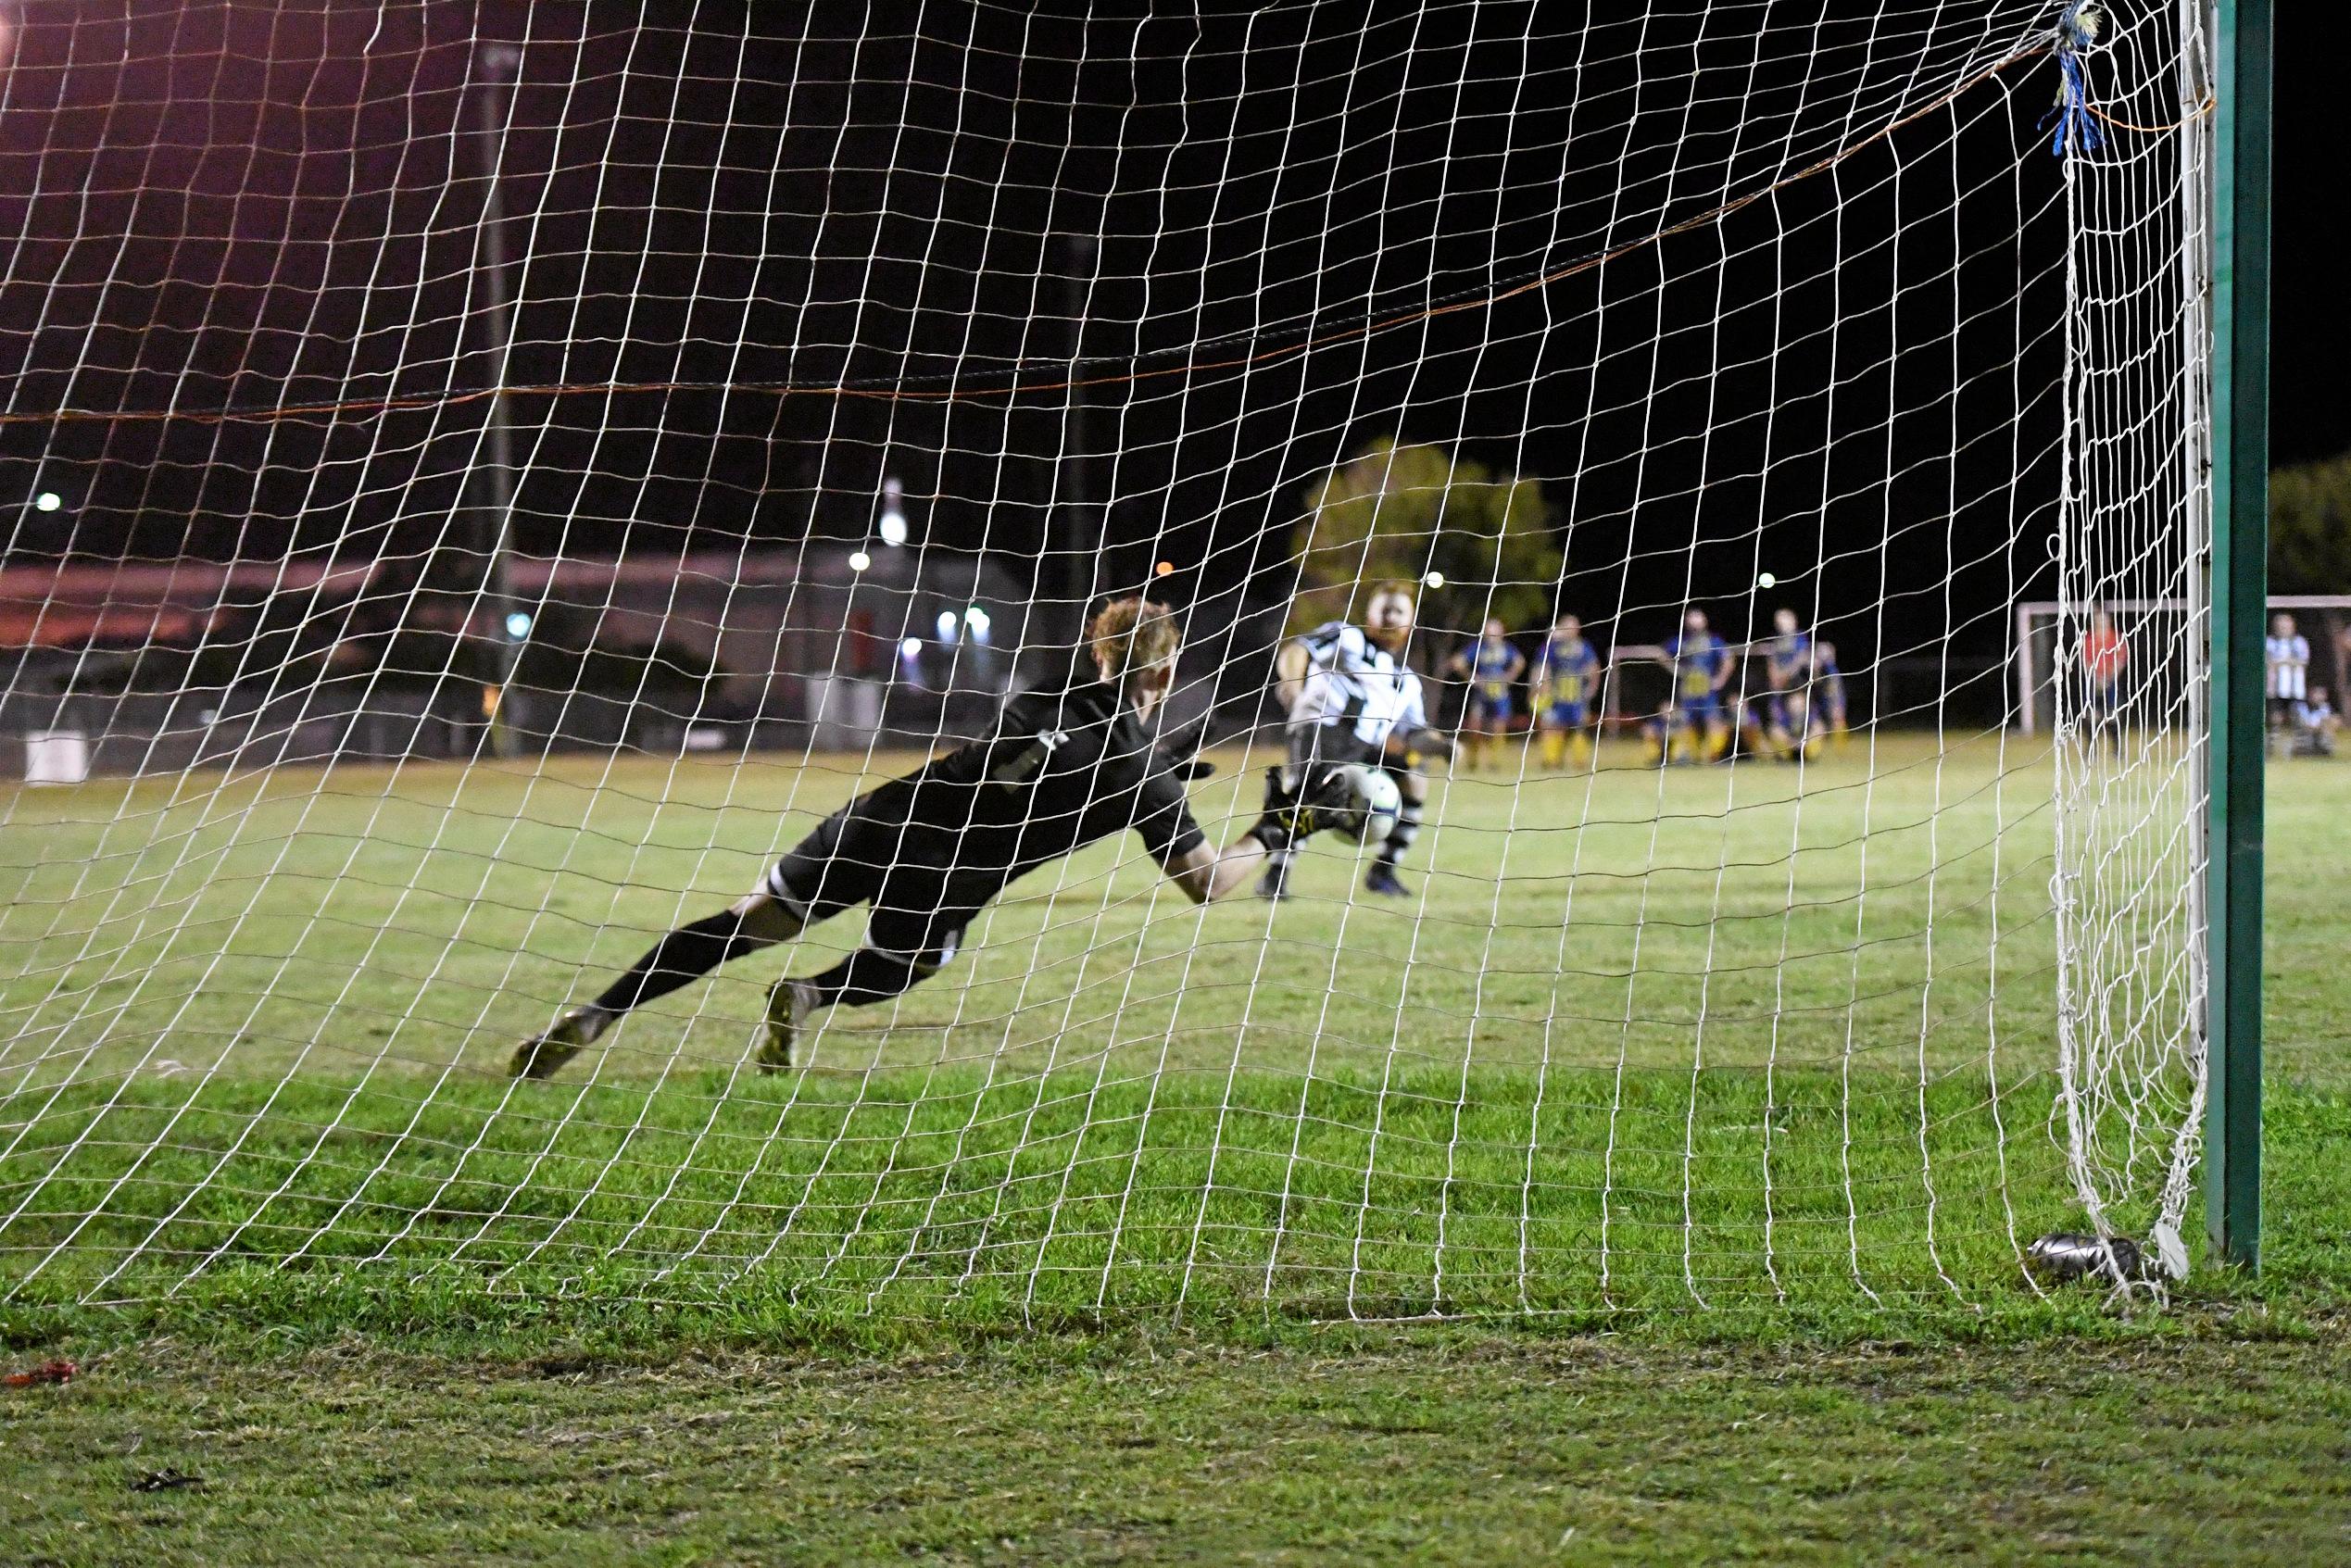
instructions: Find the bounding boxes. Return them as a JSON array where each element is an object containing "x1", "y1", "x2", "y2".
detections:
[{"x1": 511, "y1": 597, "x2": 1367, "y2": 1080}]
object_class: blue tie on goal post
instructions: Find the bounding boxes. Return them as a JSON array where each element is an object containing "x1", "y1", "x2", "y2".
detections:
[{"x1": 2207, "y1": 0, "x2": 2269, "y2": 1272}]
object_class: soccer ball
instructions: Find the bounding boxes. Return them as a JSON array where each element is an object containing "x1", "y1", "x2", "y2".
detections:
[{"x1": 1330, "y1": 763, "x2": 1402, "y2": 846}]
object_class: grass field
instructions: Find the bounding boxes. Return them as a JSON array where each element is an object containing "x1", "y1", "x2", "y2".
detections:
[{"x1": 3, "y1": 734, "x2": 2346, "y2": 1562}]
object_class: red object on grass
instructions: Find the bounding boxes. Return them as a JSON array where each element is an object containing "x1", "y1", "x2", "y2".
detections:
[{"x1": 2, "y1": 1359, "x2": 76, "y2": 1387}]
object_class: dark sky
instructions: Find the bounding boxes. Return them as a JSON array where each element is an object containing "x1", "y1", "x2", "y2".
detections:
[{"x1": 0, "y1": 0, "x2": 2336, "y2": 680}]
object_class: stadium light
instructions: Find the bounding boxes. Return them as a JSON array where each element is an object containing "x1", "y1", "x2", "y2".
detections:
[
  {"x1": 1154, "y1": 560, "x2": 1174, "y2": 577},
  {"x1": 504, "y1": 610, "x2": 533, "y2": 639},
  {"x1": 1756, "y1": 571, "x2": 1778, "y2": 589},
  {"x1": 878, "y1": 477, "x2": 909, "y2": 547},
  {"x1": 965, "y1": 605, "x2": 992, "y2": 642},
  {"x1": 848, "y1": 549, "x2": 872, "y2": 573},
  {"x1": 1423, "y1": 571, "x2": 1445, "y2": 590},
  {"x1": 937, "y1": 609, "x2": 958, "y2": 642},
  {"x1": 33, "y1": 491, "x2": 61, "y2": 513},
  {"x1": 899, "y1": 636, "x2": 922, "y2": 658}
]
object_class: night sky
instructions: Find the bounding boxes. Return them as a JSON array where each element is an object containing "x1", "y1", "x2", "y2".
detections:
[{"x1": 0, "y1": 1, "x2": 2337, "y2": 691}]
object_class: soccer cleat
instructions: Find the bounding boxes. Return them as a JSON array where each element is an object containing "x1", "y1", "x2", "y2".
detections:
[
  {"x1": 510, "y1": 1007, "x2": 601, "y2": 1081},
  {"x1": 757, "y1": 978, "x2": 813, "y2": 1073},
  {"x1": 1256, "y1": 858, "x2": 1293, "y2": 901},
  {"x1": 1363, "y1": 860, "x2": 1411, "y2": 897}
]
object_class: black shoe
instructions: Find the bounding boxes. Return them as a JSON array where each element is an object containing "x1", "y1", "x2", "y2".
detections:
[
  {"x1": 1256, "y1": 859, "x2": 1291, "y2": 900},
  {"x1": 1363, "y1": 861, "x2": 1410, "y2": 897}
]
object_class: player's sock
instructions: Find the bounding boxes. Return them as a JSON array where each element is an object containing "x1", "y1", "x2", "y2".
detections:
[
  {"x1": 1257, "y1": 849, "x2": 1293, "y2": 900},
  {"x1": 588, "y1": 909, "x2": 764, "y2": 1018},
  {"x1": 799, "y1": 947, "x2": 924, "y2": 1010},
  {"x1": 1704, "y1": 722, "x2": 1729, "y2": 761},
  {"x1": 1568, "y1": 732, "x2": 1591, "y2": 769},
  {"x1": 1539, "y1": 731, "x2": 1565, "y2": 769},
  {"x1": 1372, "y1": 797, "x2": 1422, "y2": 885}
]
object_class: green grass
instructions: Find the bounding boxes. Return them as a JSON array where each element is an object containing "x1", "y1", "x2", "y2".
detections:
[
  {"x1": 5, "y1": 1330, "x2": 2350, "y2": 1564},
  {"x1": 0, "y1": 734, "x2": 2336, "y2": 1332},
  {"x1": 2, "y1": 736, "x2": 2348, "y2": 1562}
]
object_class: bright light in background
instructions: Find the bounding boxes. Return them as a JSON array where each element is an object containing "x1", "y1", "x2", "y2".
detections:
[
  {"x1": 878, "y1": 477, "x2": 909, "y2": 547},
  {"x1": 1154, "y1": 560, "x2": 1173, "y2": 577},
  {"x1": 899, "y1": 636, "x2": 922, "y2": 658},
  {"x1": 1756, "y1": 571, "x2": 1777, "y2": 589},
  {"x1": 848, "y1": 549, "x2": 872, "y2": 573},
  {"x1": 936, "y1": 609, "x2": 958, "y2": 642},
  {"x1": 965, "y1": 605, "x2": 992, "y2": 641},
  {"x1": 1423, "y1": 571, "x2": 1445, "y2": 590},
  {"x1": 33, "y1": 492, "x2": 61, "y2": 513},
  {"x1": 504, "y1": 611, "x2": 533, "y2": 639}
]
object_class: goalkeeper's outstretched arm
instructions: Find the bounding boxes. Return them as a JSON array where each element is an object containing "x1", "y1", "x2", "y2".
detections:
[{"x1": 1161, "y1": 764, "x2": 1354, "y2": 904}]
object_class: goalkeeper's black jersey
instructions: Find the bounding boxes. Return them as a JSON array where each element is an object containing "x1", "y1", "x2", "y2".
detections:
[{"x1": 841, "y1": 672, "x2": 1206, "y2": 909}]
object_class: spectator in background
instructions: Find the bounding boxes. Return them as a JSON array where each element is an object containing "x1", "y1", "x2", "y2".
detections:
[
  {"x1": 2083, "y1": 608, "x2": 2129, "y2": 743},
  {"x1": 2268, "y1": 612, "x2": 2310, "y2": 750},
  {"x1": 2299, "y1": 685, "x2": 2340, "y2": 757}
]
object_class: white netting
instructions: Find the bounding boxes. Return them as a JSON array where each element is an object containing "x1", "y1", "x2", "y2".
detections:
[{"x1": 0, "y1": 1, "x2": 2212, "y2": 1319}]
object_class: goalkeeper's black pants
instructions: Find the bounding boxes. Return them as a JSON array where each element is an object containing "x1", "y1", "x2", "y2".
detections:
[{"x1": 590, "y1": 909, "x2": 955, "y2": 1019}]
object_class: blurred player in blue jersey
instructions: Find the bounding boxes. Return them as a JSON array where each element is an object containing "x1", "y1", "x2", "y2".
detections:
[
  {"x1": 1760, "y1": 608, "x2": 1810, "y2": 758},
  {"x1": 1652, "y1": 608, "x2": 1732, "y2": 763},
  {"x1": 1531, "y1": 612, "x2": 1601, "y2": 769},
  {"x1": 1811, "y1": 639, "x2": 1849, "y2": 744},
  {"x1": 1445, "y1": 617, "x2": 1525, "y2": 772}
]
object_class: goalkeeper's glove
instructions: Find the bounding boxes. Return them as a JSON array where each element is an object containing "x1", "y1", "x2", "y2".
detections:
[
  {"x1": 1389, "y1": 726, "x2": 1455, "y2": 768},
  {"x1": 1246, "y1": 764, "x2": 1353, "y2": 853}
]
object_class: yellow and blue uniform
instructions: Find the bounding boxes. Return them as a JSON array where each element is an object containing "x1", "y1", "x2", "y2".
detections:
[
  {"x1": 1465, "y1": 636, "x2": 1519, "y2": 723},
  {"x1": 1813, "y1": 648, "x2": 1847, "y2": 731},
  {"x1": 1765, "y1": 632, "x2": 1810, "y2": 731},
  {"x1": 1664, "y1": 631, "x2": 1728, "y2": 721},
  {"x1": 1539, "y1": 634, "x2": 1599, "y2": 727}
]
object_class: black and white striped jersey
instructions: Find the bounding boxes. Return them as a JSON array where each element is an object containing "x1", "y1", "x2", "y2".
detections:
[
  {"x1": 2268, "y1": 633, "x2": 2310, "y2": 700},
  {"x1": 1286, "y1": 621, "x2": 1428, "y2": 748}
]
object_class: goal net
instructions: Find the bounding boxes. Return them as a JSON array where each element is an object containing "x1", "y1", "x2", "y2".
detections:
[{"x1": 1, "y1": 1, "x2": 2214, "y2": 1321}]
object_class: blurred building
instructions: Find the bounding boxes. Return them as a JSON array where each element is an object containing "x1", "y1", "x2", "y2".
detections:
[{"x1": 0, "y1": 546, "x2": 1027, "y2": 778}]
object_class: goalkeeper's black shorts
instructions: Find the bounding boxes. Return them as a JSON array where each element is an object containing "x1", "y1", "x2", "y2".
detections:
[{"x1": 759, "y1": 792, "x2": 978, "y2": 970}]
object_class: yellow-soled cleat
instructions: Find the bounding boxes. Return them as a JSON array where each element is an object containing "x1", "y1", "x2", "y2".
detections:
[
  {"x1": 758, "y1": 979, "x2": 813, "y2": 1073},
  {"x1": 511, "y1": 1008, "x2": 598, "y2": 1081}
]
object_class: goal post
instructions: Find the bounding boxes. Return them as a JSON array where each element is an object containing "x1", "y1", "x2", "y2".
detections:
[
  {"x1": 0, "y1": 3, "x2": 2254, "y2": 1319},
  {"x1": 2207, "y1": 0, "x2": 2270, "y2": 1272}
]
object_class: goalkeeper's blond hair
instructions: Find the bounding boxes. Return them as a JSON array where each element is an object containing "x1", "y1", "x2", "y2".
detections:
[{"x1": 1087, "y1": 596, "x2": 1180, "y2": 686}]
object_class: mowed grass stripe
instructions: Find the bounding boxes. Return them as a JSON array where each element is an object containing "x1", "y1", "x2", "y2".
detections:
[{"x1": 3, "y1": 1064, "x2": 2058, "y2": 1318}]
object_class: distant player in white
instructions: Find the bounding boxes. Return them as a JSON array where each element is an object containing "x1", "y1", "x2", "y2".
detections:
[
  {"x1": 1262, "y1": 580, "x2": 1453, "y2": 899},
  {"x1": 2268, "y1": 612, "x2": 2310, "y2": 740}
]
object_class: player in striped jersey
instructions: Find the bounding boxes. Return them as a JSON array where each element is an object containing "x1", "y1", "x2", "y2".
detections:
[
  {"x1": 2268, "y1": 612, "x2": 2310, "y2": 744},
  {"x1": 1264, "y1": 580, "x2": 1453, "y2": 899}
]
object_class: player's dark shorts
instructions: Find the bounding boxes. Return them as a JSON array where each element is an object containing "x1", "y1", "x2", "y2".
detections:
[
  {"x1": 1542, "y1": 700, "x2": 1590, "y2": 729},
  {"x1": 2269, "y1": 695, "x2": 2299, "y2": 729},
  {"x1": 1287, "y1": 722, "x2": 1383, "y2": 772},
  {"x1": 761, "y1": 795, "x2": 974, "y2": 970},
  {"x1": 1465, "y1": 694, "x2": 1514, "y2": 726}
]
